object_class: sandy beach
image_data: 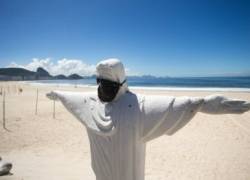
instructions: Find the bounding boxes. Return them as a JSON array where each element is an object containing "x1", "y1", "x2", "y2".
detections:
[{"x1": 0, "y1": 82, "x2": 250, "y2": 180}]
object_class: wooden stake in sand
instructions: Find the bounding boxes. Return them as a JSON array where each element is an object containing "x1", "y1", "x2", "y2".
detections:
[
  {"x1": 2, "y1": 91, "x2": 6, "y2": 129},
  {"x1": 35, "y1": 89, "x2": 38, "y2": 115},
  {"x1": 53, "y1": 99, "x2": 55, "y2": 119},
  {"x1": 2, "y1": 91, "x2": 11, "y2": 132},
  {"x1": 2, "y1": 91, "x2": 10, "y2": 132},
  {"x1": 13, "y1": 85, "x2": 16, "y2": 94}
]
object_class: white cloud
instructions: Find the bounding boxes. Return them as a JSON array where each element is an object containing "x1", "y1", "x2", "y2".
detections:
[
  {"x1": 8, "y1": 58, "x2": 96, "y2": 76},
  {"x1": 8, "y1": 58, "x2": 141, "y2": 76}
]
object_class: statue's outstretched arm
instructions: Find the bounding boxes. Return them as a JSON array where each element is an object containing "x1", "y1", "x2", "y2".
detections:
[
  {"x1": 141, "y1": 94, "x2": 250, "y2": 140},
  {"x1": 200, "y1": 94, "x2": 250, "y2": 114}
]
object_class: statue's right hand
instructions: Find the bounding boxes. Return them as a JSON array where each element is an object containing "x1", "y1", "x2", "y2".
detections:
[
  {"x1": 46, "y1": 91, "x2": 59, "y2": 101},
  {"x1": 201, "y1": 94, "x2": 250, "y2": 114}
]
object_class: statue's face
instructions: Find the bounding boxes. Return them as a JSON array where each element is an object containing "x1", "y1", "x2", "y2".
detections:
[{"x1": 97, "y1": 78, "x2": 120, "y2": 102}]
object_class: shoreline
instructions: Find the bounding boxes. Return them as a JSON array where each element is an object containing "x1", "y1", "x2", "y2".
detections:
[{"x1": 19, "y1": 81, "x2": 250, "y2": 92}]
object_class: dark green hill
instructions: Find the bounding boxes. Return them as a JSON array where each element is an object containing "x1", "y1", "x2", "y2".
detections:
[
  {"x1": 36, "y1": 67, "x2": 52, "y2": 77},
  {"x1": 67, "y1": 74, "x2": 83, "y2": 80},
  {"x1": 0, "y1": 67, "x2": 84, "y2": 81},
  {"x1": 0, "y1": 68, "x2": 35, "y2": 76},
  {"x1": 54, "y1": 74, "x2": 67, "y2": 79}
]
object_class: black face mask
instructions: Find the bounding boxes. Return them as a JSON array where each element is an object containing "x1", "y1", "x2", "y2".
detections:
[{"x1": 97, "y1": 78, "x2": 126, "y2": 102}]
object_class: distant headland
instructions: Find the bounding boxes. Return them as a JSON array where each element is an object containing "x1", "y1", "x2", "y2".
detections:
[{"x1": 0, "y1": 67, "x2": 95, "y2": 81}]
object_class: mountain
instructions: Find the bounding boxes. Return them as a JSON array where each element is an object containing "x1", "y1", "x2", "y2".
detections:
[
  {"x1": 0, "y1": 67, "x2": 83, "y2": 81},
  {"x1": 0, "y1": 68, "x2": 36, "y2": 80},
  {"x1": 36, "y1": 67, "x2": 51, "y2": 77},
  {"x1": 0, "y1": 68, "x2": 35, "y2": 76},
  {"x1": 67, "y1": 74, "x2": 83, "y2": 80},
  {"x1": 54, "y1": 74, "x2": 67, "y2": 79}
]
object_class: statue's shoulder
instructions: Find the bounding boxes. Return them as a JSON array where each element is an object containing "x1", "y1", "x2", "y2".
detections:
[
  {"x1": 84, "y1": 91, "x2": 97, "y2": 99},
  {"x1": 120, "y1": 92, "x2": 175, "y2": 106},
  {"x1": 119, "y1": 91, "x2": 145, "y2": 104},
  {"x1": 82, "y1": 92, "x2": 99, "y2": 105},
  {"x1": 136, "y1": 93, "x2": 174, "y2": 103}
]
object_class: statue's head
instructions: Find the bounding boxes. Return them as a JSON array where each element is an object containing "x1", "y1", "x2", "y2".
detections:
[{"x1": 96, "y1": 59, "x2": 128, "y2": 102}]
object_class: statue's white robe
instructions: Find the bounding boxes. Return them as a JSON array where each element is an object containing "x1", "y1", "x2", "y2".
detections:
[{"x1": 53, "y1": 90, "x2": 204, "y2": 180}]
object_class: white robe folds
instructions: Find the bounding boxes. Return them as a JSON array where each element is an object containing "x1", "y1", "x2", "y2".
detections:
[{"x1": 52, "y1": 90, "x2": 204, "y2": 180}]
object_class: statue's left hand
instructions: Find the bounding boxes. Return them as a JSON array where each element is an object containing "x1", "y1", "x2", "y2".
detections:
[
  {"x1": 46, "y1": 91, "x2": 59, "y2": 101},
  {"x1": 201, "y1": 95, "x2": 250, "y2": 114}
]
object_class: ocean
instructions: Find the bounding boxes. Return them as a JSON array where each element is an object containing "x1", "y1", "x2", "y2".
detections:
[{"x1": 31, "y1": 76, "x2": 250, "y2": 92}]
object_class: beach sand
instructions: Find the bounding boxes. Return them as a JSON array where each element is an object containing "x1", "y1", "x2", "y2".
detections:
[{"x1": 0, "y1": 82, "x2": 250, "y2": 180}]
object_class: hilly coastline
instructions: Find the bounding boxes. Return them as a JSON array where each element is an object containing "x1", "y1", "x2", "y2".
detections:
[{"x1": 0, "y1": 67, "x2": 87, "y2": 81}]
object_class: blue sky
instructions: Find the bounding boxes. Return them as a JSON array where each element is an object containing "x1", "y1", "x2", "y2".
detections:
[{"x1": 0, "y1": 0, "x2": 250, "y2": 77}]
